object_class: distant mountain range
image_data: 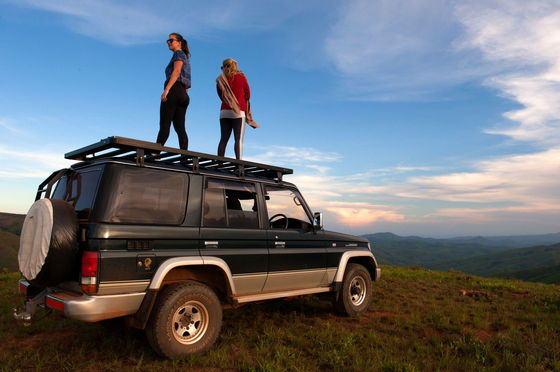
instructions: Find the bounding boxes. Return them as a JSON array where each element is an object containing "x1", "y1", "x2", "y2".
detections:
[
  {"x1": 363, "y1": 232, "x2": 560, "y2": 284},
  {"x1": 430, "y1": 243, "x2": 560, "y2": 281}
]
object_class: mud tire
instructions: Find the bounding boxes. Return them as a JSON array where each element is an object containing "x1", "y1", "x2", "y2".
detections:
[
  {"x1": 146, "y1": 282, "x2": 222, "y2": 359},
  {"x1": 334, "y1": 263, "x2": 373, "y2": 317}
]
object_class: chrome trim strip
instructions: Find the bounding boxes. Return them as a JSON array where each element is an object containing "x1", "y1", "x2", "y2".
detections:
[
  {"x1": 266, "y1": 268, "x2": 326, "y2": 276},
  {"x1": 47, "y1": 291, "x2": 145, "y2": 322},
  {"x1": 235, "y1": 287, "x2": 331, "y2": 304},
  {"x1": 232, "y1": 272, "x2": 267, "y2": 278},
  {"x1": 263, "y1": 269, "x2": 326, "y2": 292},
  {"x1": 232, "y1": 273, "x2": 268, "y2": 295},
  {"x1": 97, "y1": 280, "x2": 150, "y2": 295},
  {"x1": 334, "y1": 251, "x2": 379, "y2": 282},
  {"x1": 326, "y1": 268, "x2": 337, "y2": 284}
]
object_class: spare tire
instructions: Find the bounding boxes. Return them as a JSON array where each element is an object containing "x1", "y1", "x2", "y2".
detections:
[{"x1": 19, "y1": 198, "x2": 80, "y2": 287}]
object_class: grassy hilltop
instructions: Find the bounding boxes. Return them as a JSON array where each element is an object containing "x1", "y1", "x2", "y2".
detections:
[
  {"x1": 0, "y1": 212, "x2": 24, "y2": 272},
  {"x1": 2, "y1": 267, "x2": 559, "y2": 371}
]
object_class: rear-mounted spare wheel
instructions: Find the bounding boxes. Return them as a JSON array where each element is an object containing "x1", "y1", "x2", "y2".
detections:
[{"x1": 18, "y1": 198, "x2": 80, "y2": 287}]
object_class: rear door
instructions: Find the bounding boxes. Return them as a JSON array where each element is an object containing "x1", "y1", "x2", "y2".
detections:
[{"x1": 199, "y1": 178, "x2": 268, "y2": 295}]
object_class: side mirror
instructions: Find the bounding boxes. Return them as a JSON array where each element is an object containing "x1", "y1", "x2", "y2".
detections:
[{"x1": 313, "y1": 212, "x2": 323, "y2": 230}]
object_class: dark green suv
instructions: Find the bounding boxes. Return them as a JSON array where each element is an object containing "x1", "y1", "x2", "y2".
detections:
[{"x1": 14, "y1": 136, "x2": 380, "y2": 359}]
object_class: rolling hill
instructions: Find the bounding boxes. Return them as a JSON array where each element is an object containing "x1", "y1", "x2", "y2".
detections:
[
  {"x1": 0, "y1": 213, "x2": 24, "y2": 272},
  {"x1": 365, "y1": 232, "x2": 516, "y2": 267},
  {"x1": 430, "y1": 243, "x2": 560, "y2": 278},
  {"x1": 0, "y1": 212, "x2": 25, "y2": 236},
  {"x1": 498, "y1": 263, "x2": 560, "y2": 284},
  {"x1": 365, "y1": 232, "x2": 560, "y2": 284}
]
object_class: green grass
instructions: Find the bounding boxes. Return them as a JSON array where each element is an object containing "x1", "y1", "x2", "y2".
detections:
[{"x1": 1, "y1": 267, "x2": 559, "y2": 371}]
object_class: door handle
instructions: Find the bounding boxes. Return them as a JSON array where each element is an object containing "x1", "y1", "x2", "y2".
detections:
[
  {"x1": 274, "y1": 241, "x2": 286, "y2": 248},
  {"x1": 204, "y1": 241, "x2": 219, "y2": 248}
]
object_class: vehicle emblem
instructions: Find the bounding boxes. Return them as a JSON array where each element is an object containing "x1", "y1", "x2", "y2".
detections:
[{"x1": 144, "y1": 257, "x2": 153, "y2": 271}]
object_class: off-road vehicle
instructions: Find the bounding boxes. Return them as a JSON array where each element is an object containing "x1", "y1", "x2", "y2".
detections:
[{"x1": 14, "y1": 136, "x2": 380, "y2": 359}]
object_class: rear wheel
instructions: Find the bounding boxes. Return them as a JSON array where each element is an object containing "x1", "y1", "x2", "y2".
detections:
[
  {"x1": 146, "y1": 282, "x2": 222, "y2": 359},
  {"x1": 334, "y1": 263, "x2": 373, "y2": 317}
]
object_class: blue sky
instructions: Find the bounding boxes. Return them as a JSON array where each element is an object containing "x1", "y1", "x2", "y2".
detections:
[{"x1": 1, "y1": 0, "x2": 559, "y2": 237}]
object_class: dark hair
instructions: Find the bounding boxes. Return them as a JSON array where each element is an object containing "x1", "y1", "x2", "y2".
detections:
[{"x1": 170, "y1": 32, "x2": 190, "y2": 58}]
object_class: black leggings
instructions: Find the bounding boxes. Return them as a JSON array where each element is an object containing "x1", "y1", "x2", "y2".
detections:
[
  {"x1": 157, "y1": 81, "x2": 189, "y2": 150},
  {"x1": 218, "y1": 118, "x2": 244, "y2": 159}
]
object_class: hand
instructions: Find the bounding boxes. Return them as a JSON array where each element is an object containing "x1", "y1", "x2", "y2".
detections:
[{"x1": 161, "y1": 90, "x2": 169, "y2": 102}]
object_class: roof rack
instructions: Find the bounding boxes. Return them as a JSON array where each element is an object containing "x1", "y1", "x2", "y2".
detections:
[{"x1": 65, "y1": 136, "x2": 293, "y2": 182}]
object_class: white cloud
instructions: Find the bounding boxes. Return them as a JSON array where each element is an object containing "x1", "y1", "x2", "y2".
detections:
[
  {"x1": 456, "y1": 0, "x2": 560, "y2": 146},
  {"x1": 0, "y1": 117, "x2": 28, "y2": 135},
  {"x1": 0, "y1": 146, "x2": 73, "y2": 179},
  {"x1": 9, "y1": 0, "x2": 317, "y2": 45},
  {"x1": 323, "y1": 201, "x2": 404, "y2": 226},
  {"x1": 12, "y1": 0, "x2": 168, "y2": 45},
  {"x1": 395, "y1": 148, "x2": 560, "y2": 206},
  {"x1": 323, "y1": 0, "x2": 496, "y2": 100},
  {"x1": 250, "y1": 145, "x2": 341, "y2": 167},
  {"x1": 283, "y1": 167, "x2": 405, "y2": 227}
]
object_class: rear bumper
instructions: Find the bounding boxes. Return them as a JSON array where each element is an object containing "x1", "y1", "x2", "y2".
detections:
[
  {"x1": 46, "y1": 291, "x2": 145, "y2": 322},
  {"x1": 375, "y1": 267, "x2": 381, "y2": 281},
  {"x1": 18, "y1": 280, "x2": 145, "y2": 322}
]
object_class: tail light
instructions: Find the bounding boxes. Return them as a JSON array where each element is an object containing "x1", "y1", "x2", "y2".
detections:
[
  {"x1": 81, "y1": 251, "x2": 99, "y2": 294},
  {"x1": 19, "y1": 281, "x2": 28, "y2": 295}
]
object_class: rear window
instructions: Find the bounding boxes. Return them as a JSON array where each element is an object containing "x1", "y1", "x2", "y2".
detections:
[
  {"x1": 52, "y1": 169, "x2": 101, "y2": 212},
  {"x1": 101, "y1": 167, "x2": 188, "y2": 225}
]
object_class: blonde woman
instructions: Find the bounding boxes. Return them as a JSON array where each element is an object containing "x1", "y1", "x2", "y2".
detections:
[{"x1": 216, "y1": 58, "x2": 253, "y2": 159}]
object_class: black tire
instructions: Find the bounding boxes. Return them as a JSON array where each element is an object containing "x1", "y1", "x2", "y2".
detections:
[
  {"x1": 19, "y1": 198, "x2": 80, "y2": 287},
  {"x1": 146, "y1": 282, "x2": 222, "y2": 359},
  {"x1": 334, "y1": 263, "x2": 373, "y2": 317}
]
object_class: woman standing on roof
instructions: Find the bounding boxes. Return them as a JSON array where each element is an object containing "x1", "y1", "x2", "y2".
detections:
[
  {"x1": 216, "y1": 58, "x2": 259, "y2": 160},
  {"x1": 156, "y1": 33, "x2": 191, "y2": 150}
]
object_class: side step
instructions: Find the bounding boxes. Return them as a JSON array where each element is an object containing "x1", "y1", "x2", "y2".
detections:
[{"x1": 233, "y1": 287, "x2": 332, "y2": 304}]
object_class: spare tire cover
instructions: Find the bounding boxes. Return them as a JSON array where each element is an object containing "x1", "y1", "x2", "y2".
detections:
[{"x1": 19, "y1": 198, "x2": 80, "y2": 287}]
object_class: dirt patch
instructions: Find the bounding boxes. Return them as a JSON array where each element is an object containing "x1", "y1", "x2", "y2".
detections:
[
  {"x1": 461, "y1": 326, "x2": 494, "y2": 342},
  {"x1": 0, "y1": 330, "x2": 77, "y2": 353},
  {"x1": 510, "y1": 291, "x2": 530, "y2": 299},
  {"x1": 423, "y1": 327, "x2": 445, "y2": 340},
  {"x1": 368, "y1": 311, "x2": 398, "y2": 318}
]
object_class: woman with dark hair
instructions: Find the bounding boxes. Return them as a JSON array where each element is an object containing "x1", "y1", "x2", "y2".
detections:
[
  {"x1": 156, "y1": 32, "x2": 191, "y2": 150},
  {"x1": 216, "y1": 58, "x2": 258, "y2": 160}
]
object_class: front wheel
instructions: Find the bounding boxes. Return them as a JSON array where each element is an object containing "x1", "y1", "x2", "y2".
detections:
[
  {"x1": 146, "y1": 282, "x2": 222, "y2": 359},
  {"x1": 334, "y1": 263, "x2": 373, "y2": 317}
]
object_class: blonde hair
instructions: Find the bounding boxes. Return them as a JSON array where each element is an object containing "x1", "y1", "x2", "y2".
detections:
[{"x1": 222, "y1": 58, "x2": 242, "y2": 79}]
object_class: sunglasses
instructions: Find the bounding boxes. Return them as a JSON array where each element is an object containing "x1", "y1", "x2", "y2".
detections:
[{"x1": 166, "y1": 39, "x2": 179, "y2": 43}]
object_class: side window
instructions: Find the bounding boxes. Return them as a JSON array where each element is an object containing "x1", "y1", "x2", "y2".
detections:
[
  {"x1": 52, "y1": 169, "x2": 101, "y2": 212},
  {"x1": 203, "y1": 179, "x2": 259, "y2": 229},
  {"x1": 103, "y1": 167, "x2": 188, "y2": 225},
  {"x1": 265, "y1": 187, "x2": 312, "y2": 230}
]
